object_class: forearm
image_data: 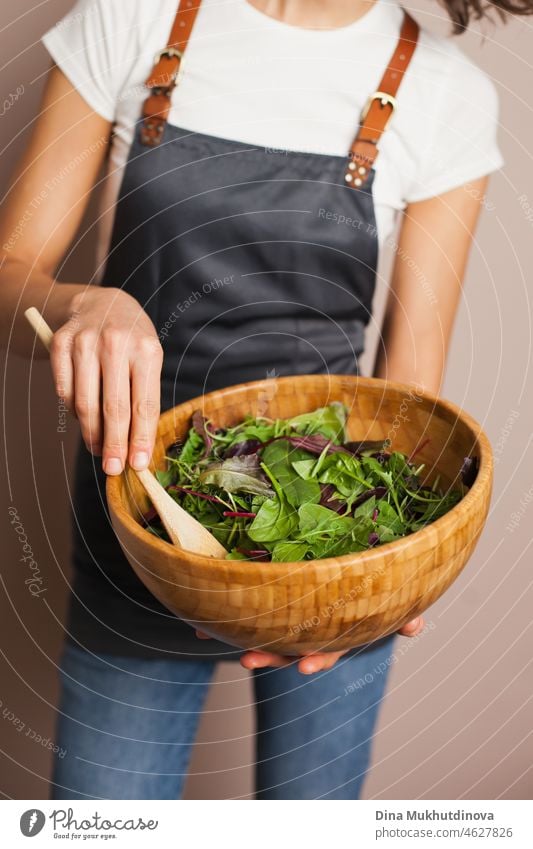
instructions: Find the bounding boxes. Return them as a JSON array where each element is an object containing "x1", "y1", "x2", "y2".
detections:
[
  {"x1": 372, "y1": 180, "x2": 488, "y2": 396},
  {"x1": 0, "y1": 66, "x2": 113, "y2": 358},
  {"x1": 0, "y1": 256, "x2": 86, "y2": 357},
  {"x1": 372, "y1": 316, "x2": 446, "y2": 396}
]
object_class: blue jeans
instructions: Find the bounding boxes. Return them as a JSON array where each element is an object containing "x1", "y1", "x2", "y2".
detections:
[{"x1": 51, "y1": 638, "x2": 394, "y2": 800}]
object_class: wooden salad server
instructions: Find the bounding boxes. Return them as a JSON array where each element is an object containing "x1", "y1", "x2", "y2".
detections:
[{"x1": 24, "y1": 307, "x2": 227, "y2": 558}]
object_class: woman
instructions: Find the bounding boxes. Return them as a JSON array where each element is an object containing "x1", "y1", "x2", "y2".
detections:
[{"x1": 0, "y1": 0, "x2": 513, "y2": 799}]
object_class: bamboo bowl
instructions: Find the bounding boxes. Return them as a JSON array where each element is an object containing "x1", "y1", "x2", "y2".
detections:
[{"x1": 107, "y1": 375, "x2": 492, "y2": 654}]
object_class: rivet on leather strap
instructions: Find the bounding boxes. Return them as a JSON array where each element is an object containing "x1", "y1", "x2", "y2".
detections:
[
  {"x1": 345, "y1": 13, "x2": 419, "y2": 188},
  {"x1": 140, "y1": 0, "x2": 202, "y2": 147}
]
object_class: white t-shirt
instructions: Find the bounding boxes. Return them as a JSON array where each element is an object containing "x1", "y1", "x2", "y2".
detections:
[{"x1": 43, "y1": 0, "x2": 503, "y2": 274}]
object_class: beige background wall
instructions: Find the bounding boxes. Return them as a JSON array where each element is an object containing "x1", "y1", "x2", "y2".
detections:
[{"x1": 0, "y1": 0, "x2": 531, "y2": 800}]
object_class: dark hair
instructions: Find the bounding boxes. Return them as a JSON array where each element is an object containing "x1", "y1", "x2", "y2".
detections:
[{"x1": 441, "y1": 0, "x2": 533, "y2": 32}]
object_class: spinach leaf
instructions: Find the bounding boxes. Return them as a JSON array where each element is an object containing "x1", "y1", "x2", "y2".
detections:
[
  {"x1": 271, "y1": 541, "x2": 309, "y2": 562},
  {"x1": 298, "y1": 503, "x2": 356, "y2": 538},
  {"x1": 261, "y1": 440, "x2": 321, "y2": 508},
  {"x1": 291, "y1": 458, "x2": 317, "y2": 480},
  {"x1": 288, "y1": 402, "x2": 347, "y2": 442},
  {"x1": 353, "y1": 495, "x2": 377, "y2": 520},
  {"x1": 248, "y1": 498, "x2": 299, "y2": 543},
  {"x1": 374, "y1": 499, "x2": 403, "y2": 534}
]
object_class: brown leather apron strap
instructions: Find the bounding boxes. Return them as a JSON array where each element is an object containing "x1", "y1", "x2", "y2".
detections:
[
  {"x1": 140, "y1": 0, "x2": 202, "y2": 146},
  {"x1": 345, "y1": 12, "x2": 419, "y2": 187},
  {"x1": 141, "y1": 2, "x2": 419, "y2": 162}
]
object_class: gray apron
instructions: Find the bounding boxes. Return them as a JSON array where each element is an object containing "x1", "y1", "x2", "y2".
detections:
[
  {"x1": 69, "y1": 124, "x2": 377, "y2": 658},
  {"x1": 67, "y1": 6, "x2": 420, "y2": 657}
]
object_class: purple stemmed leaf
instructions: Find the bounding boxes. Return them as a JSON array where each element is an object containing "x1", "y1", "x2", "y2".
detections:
[
  {"x1": 267, "y1": 434, "x2": 348, "y2": 455},
  {"x1": 461, "y1": 456, "x2": 479, "y2": 488},
  {"x1": 319, "y1": 484, "x2": 347, "y2": 514},
  {"x1": 236, "y1": 548, "x2": 271, "y2": 561},
  {"x1": 343, "y1": 440, "x2": 391, "y2": 455},
  {"x1": 168, "y1": 485, "x2": 224, "y2": 504},
  {"x1": 192, "y1": 410, "x2": 214, "y2": 459},
  {"x1": 223, "y1": 439, "x2": 262, "y2": 458},
  {"x1": 351, "y1": 486, "x2": 387, "y2": 511}
]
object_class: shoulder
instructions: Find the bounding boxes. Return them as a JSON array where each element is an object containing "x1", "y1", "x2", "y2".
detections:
[
  {"x1": 42, "y1": 0, "x2": 180, "y2": 119},
  {"x1": 411, "y1": 26, "x2": 499, "y2": 116},
  {"x1": 394, "y1": 25, "x2": 503, "y2": 204},
  {"x1": 49, "y1": 0, "x2": 177, "y2": 25},
  {"x1": 44, "y1": 0, "x2": 179, "y2": 55}
]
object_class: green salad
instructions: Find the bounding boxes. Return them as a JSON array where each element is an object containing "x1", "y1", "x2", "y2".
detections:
[{"x1": 143, "y1": 403, "x2": 476, "y2": 561}]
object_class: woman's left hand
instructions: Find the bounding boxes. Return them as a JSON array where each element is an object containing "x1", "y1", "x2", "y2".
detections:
[{"x1": 196, "y1": 615, "x2": 425, "y2": 675}]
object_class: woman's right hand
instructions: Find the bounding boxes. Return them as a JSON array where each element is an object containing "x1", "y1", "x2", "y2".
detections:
[{"x1": 50, "y1": 287, "x2": 163, "y2": 475}]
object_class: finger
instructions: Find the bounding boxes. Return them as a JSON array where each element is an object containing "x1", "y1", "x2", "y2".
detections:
[
  {"x1": 72, "y1": 344, "x2": 102, "y2": 455},
  {"x1": 399, "y1": 615, "x2": 425, "y2": 637},
  {"x1": 128, "y1": 337, "x2": 162, "y2": 471},
  {"x1": 240, "y1": 651, "x2": 292, "y2": 670},
  {"x1": 298, "y1": 651, "x2": 344, "y2": 675},
  {"x1": 71, "y1": 329, "x2": 101, "y2": 451},
  {"x1": 100, "y1": 332, "x2": 130, "y2": 475},
  {"x1": 319, "y1": 651, "x2": 346, "y2": 671},
  {"x1": 50, "y1": 328, "x2": 75, "y2": 414},
  {"x1": 195, "y1": 630, "x2": 211, "y2": 640}
]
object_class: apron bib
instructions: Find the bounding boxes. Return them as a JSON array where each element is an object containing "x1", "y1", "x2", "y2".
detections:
[
  {"x1": 102, "y1": 124, "x2": 378, "y2": 407},
  {"x1": 68, "y1": 4, "x2": 419, "y2": 658}
]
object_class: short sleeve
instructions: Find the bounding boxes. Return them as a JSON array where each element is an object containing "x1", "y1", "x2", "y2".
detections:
[
  {"x1": 405, "y1": 52, "x2": 504, "y2": 203},
  {"x1": 42, "y1": 0, "x2": 137, "y2": 122}
]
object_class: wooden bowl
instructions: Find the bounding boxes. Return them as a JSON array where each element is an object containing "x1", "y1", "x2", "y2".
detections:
[{"x1": 107, "y1": 375, "x2": 492, "y2": 654}]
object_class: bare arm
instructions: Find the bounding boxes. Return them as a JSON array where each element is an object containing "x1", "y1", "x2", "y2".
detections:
[
  {"x1": 0, "y1": 67, "x2": 163, "y2": 474},
  {"x1": 0, "y1": 66, "x2": 110, "y2": 352},
  {"x1": 373, "y1": 177, "x2": 489, "y2": 395}
]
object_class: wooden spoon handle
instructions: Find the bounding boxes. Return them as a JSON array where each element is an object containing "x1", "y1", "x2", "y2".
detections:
[
  {"x1": 23, "y1": 307, "x2": 227, "y2": 558},
  {"x1": 136, "y1": 468, "x2": 226, "y2": 556},
  {"x1": 25, "y1": 306, "x2": 54, "y2": 350}
]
